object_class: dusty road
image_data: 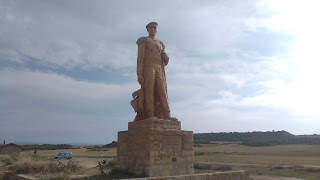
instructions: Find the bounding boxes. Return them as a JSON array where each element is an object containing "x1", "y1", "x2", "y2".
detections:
[
  {"x1": 198, "y1": 162, "x2": 311, "y2": 180},
  {"x1": 251, "y1": 176, "x2": 305, "y2": 180},
  {"x1": 200, "y1": 161, "x2": 268, "y2": 167},
  {"x1": 199, "y1": 161, "x2": 320, "y2": 169},
  {"x1": 55, "y1": 157, "x2": 114, "y2": 168}
]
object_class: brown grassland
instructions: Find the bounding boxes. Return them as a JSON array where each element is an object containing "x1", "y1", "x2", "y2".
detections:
[
  {"x1": 195, "y1": 143, "x2": 320, "y2": 165},
  {"x1": 21, "y1": 147, "x2": 117, "y2": 158},
  {"x1": 1, "y1": 143, "x2": 320, "y2": 179},
  {"x1": 194, "y1": 142, "x2": 320, "y2": 180}
]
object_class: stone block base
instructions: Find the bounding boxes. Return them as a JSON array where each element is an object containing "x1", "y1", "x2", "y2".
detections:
[{"x1": 117, "y1": 118, "x2": 194, "y2": 177}]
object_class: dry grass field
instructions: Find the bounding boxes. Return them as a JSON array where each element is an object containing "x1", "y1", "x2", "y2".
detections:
[
  {"x1": 0, "y1": 147, "x2": 117, "y2": 179},
  {"x1": 195, "y1": 143, "x2": 320, "y2": 166},
  {"x1": 1, "y1": 143, "x2": 320, "y2": 179},
  {"x1": 21, "y1": 147, "x2": 117, "y2": 158},
  {"x1": 194, "y1": 142, "x2": 320, "y2": 180}
]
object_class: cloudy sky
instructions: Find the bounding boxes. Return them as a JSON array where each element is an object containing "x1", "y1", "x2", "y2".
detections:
[{"x1": 1, "y1": 0, "x2": 320, "y2": 144}]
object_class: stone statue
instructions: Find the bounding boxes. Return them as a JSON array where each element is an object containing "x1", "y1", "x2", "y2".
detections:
[
  {"x1": 121, "y1": 24, "x2": 192, "y2": 175},
  {"x1": 131, "y1": 22, "x2": 172, "y2": 120}
]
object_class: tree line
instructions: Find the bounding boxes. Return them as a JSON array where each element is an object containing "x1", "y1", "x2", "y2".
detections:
[
  {"x1": 20, "y1": 131, "x2": 320, "y2": 149},
  {"x1": 22, "y1": 144, "x2": 73, "y2": 151},
  {"x1": 194, "y1": 131, "x2": 320, "y2": 146}
]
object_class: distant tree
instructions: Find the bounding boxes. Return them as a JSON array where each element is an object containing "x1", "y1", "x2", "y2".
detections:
[
  {"x1": 22, "y1": 144, "x2": 72, "y2": 151},
  {"x1": 193, "y1": 131, "x2": 320, "y2": 146}
]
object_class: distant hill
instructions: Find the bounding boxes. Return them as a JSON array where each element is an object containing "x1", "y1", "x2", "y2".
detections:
[
  {"x1": 103, "y1": 141, "x2": 117, "y2": 148},
  {"x1": 194, "y1": 131, "x2": 320, "y2": 146}
]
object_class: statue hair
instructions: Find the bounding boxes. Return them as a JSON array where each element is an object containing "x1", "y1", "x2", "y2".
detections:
[{"x1": 146, "y1": 22, "x2": 158, "y2": 28}]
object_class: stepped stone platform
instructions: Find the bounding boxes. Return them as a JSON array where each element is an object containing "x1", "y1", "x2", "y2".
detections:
[
  {"x1": 121, "y1": 170, "x2": 250, "y2": 180},
  {"x1": 117, "y1": 118, "x2": 194, "y2": 177}
]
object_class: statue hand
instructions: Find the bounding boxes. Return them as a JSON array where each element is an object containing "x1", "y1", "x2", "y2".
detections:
[
  {"x1": 161, "y1": 52, "x2": 169, "y2": 65},
  {"x1": 138, "y1": 75, "x2": 144, "y2": 85}
]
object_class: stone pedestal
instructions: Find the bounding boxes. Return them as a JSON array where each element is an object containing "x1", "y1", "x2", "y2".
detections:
[{"x1": 117, "y1": 118, "x2": 194, "y2": 177}]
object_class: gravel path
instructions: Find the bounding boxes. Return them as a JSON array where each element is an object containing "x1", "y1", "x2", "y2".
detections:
[
  {"x1": 251, "y1": 175, "x2": 305, "y2": 180},
  {"x1": 54, "y1": 157, "x2": 113, "y2": 162},
  {"x1": 199, "y1": 161, "x2": 268, "y2": 167}
]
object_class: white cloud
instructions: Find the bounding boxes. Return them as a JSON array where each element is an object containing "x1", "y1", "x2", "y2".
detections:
[
  {"x1": 1, "y1": 0, "x2": 319, "y2": 144},
  {"x1": 0, "y1": 0, "x2": 272, "y2": 70},
  {"x1": 0, "y1": 70, "x2": 136, "y2": 143},
  {"x1": 247, "y1": 79, "x2": 320, "y2": 119},
  {"x1": 0, "y1": 70, "x2": 134, "y2": 101},
  {"x1": 242, "y1": 0, "x2": 320, "y2": 119}
]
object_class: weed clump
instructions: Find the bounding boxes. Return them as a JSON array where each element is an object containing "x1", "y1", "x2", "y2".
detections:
[
  {"x1": 194, "y1": 163, "x2": 211, "y2": 170},
  {"x1": 54, "y1": 173, "x2": 71, "y2": 180},
  {"x1": 213, "y1": 165, "x2": 232, "y2": 171},
  {"x1": 106, "y1": 159, "x2": 116, "y2": 169},
  {"x1": 0, "y1": 154, "x2": 22, "y2": 165},
  {"x1": 90, "y1": 159, "x2": 146, "y2": 179},
  {"x1": 293, "y1": 166, "x2": 320, "y2": 173},
  {"x1": 0, "y1": 155, "x2": 14, "y2": 165},
  {"x1": 270, "y1": 165, "x2": 285, "y2": 170},
  {"x1": 108, "y1": 167, "x2": 146, "y2": 179},
  {"x1": 9, "y1": 157, "x2": 81, "y2": 174}
]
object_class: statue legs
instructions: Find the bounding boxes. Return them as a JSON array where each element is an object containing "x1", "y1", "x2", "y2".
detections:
[{"x1": 143, "y1": 65, "x2": 170, "y2": 119}]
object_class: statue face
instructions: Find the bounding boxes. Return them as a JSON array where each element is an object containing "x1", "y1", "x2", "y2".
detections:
[{"x1": 147, "y1": 24, "x2": 157, "y2": 36}]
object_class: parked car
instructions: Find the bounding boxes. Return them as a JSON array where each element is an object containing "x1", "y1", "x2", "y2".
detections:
[{"x1": 53, "y1": 152, "x2": 72, "y2": 159}]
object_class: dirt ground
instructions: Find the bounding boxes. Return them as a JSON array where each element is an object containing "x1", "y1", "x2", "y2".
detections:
[
  {"x1": 2, "y1": 144, "x2": 320, "y2": 179},
  {"x1": 251, "y1": 176, "x2": 305, "y2": 180},
  {"x1": 57, "y1": 157, "x2": 114, "y2": 168}
]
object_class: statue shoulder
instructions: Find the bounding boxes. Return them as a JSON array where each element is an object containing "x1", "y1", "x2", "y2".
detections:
[
  {"x1": 158, "y1": 40, "x2": 165, "y2": 48},
  {"x1": 136, "y1": 37, "x2": 148, "y2": 45}
]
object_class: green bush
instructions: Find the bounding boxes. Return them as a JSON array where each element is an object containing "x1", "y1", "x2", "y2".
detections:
[
  {"x1": 0, "y1": 154, "x2": 21, "y2": 165},
  {"x1": 10, "y1": 153, "x2": 20, "y2": 161},
  {"x1": 293, "y1": 166, "x2": 320, "y2": 173},
  {"x1": 213, "y1": 165, "x2": 232, "y2": 171},
  {"x1": 9, "y1": 158, "x2": 81, "y2": 174},
  {"x1": 22, "y1": 144, "x2": 73, "y2": 151},
  {"x1": 64, "y1": 161, "x2": 81, "y2": 173},
  {"x1": 194, "y1": 163, "x2": 211, "y2": 170},
  {"x1": 106, "y1": 159, "x2": 117, "y2": 169},
  {"x1": 108, "y1": 167, "x2": 146, "y2": 179},
  {"x1": 304, "y1": 167, "x2": 320, "y2": 172},
  {"x1": 270, "y1": 165, "x2": 285, "y2": 170},
  {"x1": 54, "y1": 173, "x2": 71, "y2": 180},
  {"x1": 194, "y1": 131, "x2": 320, "y2": 146},
  {"x1": 0, "y1": 156, "x2": 13, "y2": 165}
]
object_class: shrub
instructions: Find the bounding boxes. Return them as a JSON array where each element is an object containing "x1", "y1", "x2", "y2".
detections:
[
  {"x1": 9, "y1": 157, "x2": 43, "y2": 174},
  {"x1": 63, "y1": 161, "x2": 81, "y2": 173},
  {"x1": 0, "y1": 154, "x2": 22, "y2": 165},
  {"x1": 22, "y1": 144, "x2": 72, "y2": 151},
  {"x1": 195, "y1": 151, "x2": 220, "y2": 156},
  {"x1": 213, "y1": 165, "x2": 232, "y2": 171},
  {"x1": 108, "y1": 167, "x2": 146, "y2": 179},
  {"x1": 29, "y1": 154, "x2": 48, "y2": 162},
  {"x1": 54, "y1": 173, "x2": 71, "y2": 180},
  {"x1": 195, "y1": 152, "x2": 205, "y2": 155},
  {"x1": 106, "y1": 159, "x2": 117, "y2": 169},
  {"x1": 194, "y1": 163, "x2": 211, "y2": 170},
  {"x1": 293, "y1": 166, "x2": 320, "y2": 173},
  {"x1": 0, "y1": 155, "x2": 13, "y2": 165},
  {"x1": 270, "y1": 165, "x2": 284, "y2": 170},
  {"x1": 304, "y1": 167, "x2": 320, "y2": 172},
  {"x1": 10, "y1": 153, "x2": 20, "y2": 161},
  {"x1": 9, "y1": 157, "x2": 81, "y2": 174}
]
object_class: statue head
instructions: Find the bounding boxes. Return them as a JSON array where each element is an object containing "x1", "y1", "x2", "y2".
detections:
[{"x1": 146, "y1": 22, "x2": 158, "y2": 37}]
